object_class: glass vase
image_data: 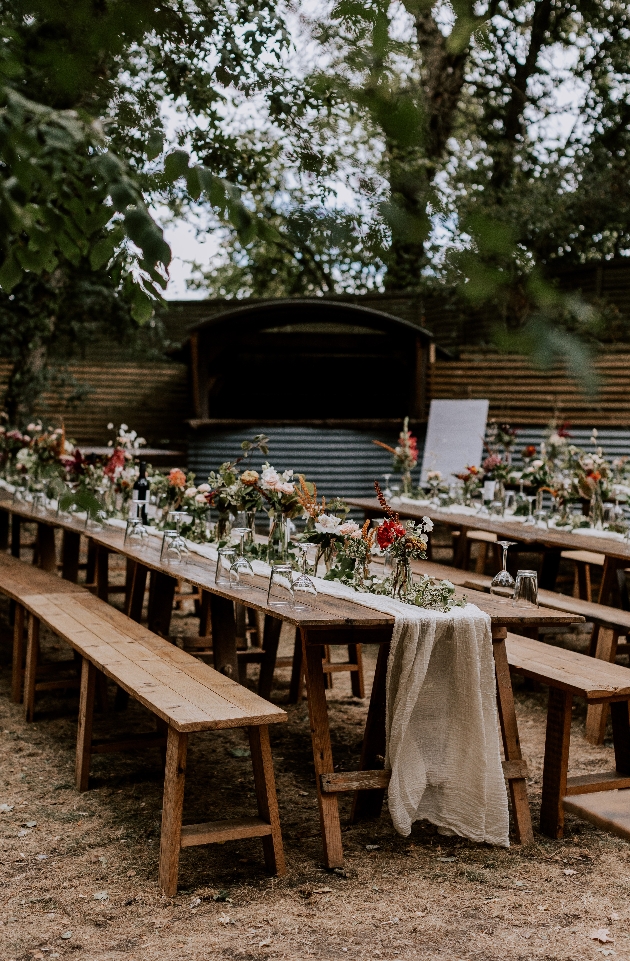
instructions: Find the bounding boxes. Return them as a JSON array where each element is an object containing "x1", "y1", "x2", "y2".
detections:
[
  {"x1": 589, "y1": 484, "x2": 604, "y2": 530},
  {"x1": 402, "y1": 471, "x2": 413, "y2": 497},
  {"x1": 391, "y1": 555, "x2": 412, "y2": 599},
  {"x1": 268, "y1": 512, "x2": 289, "y2": 562},
  {"x1": 216, "y1": 511, "x2": 232, "y2": 542}
]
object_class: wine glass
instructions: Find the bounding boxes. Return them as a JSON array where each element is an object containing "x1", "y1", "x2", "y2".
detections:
[
  {"x1": 490, "y1": 541, "x2": 516, "y2": 594},
  {"x1": 292, "y1": 545, "x2": 318, "y2": 610},
  {"x1": 229, "y1": 526, "x2": 254, "y2": 589},
  {"x1": 168, "y1": 510, "x2": 190, "y2": 558},
  {"x1": 125, "y1": 499, "x2": 147, "y2": 546},
  {"x1": 383, "y1": 474, "x2": 392, "y2": 498},
  {"x1": 524, "y1": 495, "x2": 536, "y2": 526}
]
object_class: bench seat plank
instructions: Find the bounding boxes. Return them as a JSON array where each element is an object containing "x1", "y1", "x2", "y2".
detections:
[
  {"x1": 506, "y1": 632, "x2": 630, "y2": 701},
  {"x1": 23, "y1": 593, "x2": 284, "y2": 731}
]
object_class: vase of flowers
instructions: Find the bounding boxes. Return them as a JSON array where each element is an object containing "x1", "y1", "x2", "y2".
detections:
[
  {"x1": 372, "y1": 416, "x2": 418, "y2": 497},
  {"x1": 373, "y1": 483, "x2": 432, "y2": 601}
]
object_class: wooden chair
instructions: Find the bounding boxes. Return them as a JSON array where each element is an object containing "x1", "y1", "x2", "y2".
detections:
[{"x1": 506, "y1": 631, "x2": 630, "y2": 841}]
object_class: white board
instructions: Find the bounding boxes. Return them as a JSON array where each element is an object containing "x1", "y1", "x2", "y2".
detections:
[{"x1": 420, "y1": 399, "x2": 489, "y2": 483}]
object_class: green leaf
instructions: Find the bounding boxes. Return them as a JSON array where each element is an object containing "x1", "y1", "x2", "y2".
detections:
[
  {"x1": 146, "y1": 130, "x2": 164, "y2": 161},
  {"x1": 0, "y1": 255, "x2": 23, "y2": 292},
  {"x1": 130, "y1": 287, "x2": 155, "y2": 324},
  {"x1": 164, "y1": 149, "x2": 190, "y2": 182}
]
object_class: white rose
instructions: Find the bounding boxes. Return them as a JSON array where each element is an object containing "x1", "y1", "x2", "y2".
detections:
[
  {"x1": 195, "y1": 493, "x2": 208, "y2": 504},
  {"x1": 277, "y1": 481, "x2": 294, "y2": 495},
  {"x1": 261, "y1": 467, "x2": 280, "y2": 490},
  {"x1": 339, "y1": 521, "x2": 361, "y2": 538},
  {"x1": 197, "y1": 483, "x2": 211, "y2": 493},
  {"x1": 185, "y1": 487, "x2": 197, "y2": 498},
  {"x1": 422, "y1": 516, "x2": 434, "y2": 532},
  {"x1": 315, "y1": 514, "x2": 342, "y2": 534},
  {"x1": 531, "y1": 459, "x2": 543, "y2": 469}
]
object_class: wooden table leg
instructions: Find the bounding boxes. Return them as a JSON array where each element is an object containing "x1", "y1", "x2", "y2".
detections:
[
  {"x1": 37, "y1": 523, "x2": 57, "y2": 572},
  {"x1": 248, "y1": 725, "x2": 286, "y2": 875},
  {"x1": 61, "y1": 529, "x2": 81, "y2": 582},
  {"x1": 453, "y1": 525, "x2": 470, "y2": 568},
  {"x1": 540, "y1": 687, "x2": 572, "y2": 838},
  {"x1": 492, "y1": 626, "x2": 534, "y2": 845},
  {"x1": 125, "y1": 561, "x2": 148, "y2": 622},
  {"x1": 85, "y1": 538, "x2": 97, "y2": 586},
  {"x1": 209, "y1": 594, "x2": 239, "y2": 678},
  {"x1": 258, "y1": 615, "x2": 282, "y2": 700},
  {"x1": 540, "y1": 548, "x2": 561, "y2": 591},
  {"x1": 147, "y1": 570, "x2": 176, "y2": 638},
  {"x1": 586, "y1": 628, "x2": 620, "y2": 744},
  {"x1": 159, "y1": 727, "x2": 188, "y2": 898},
  {"x1": 76, "y1": 658, "x2": 96, "y2": 791},
  {"x1": 0, "y1": 507, "x2": 9, "y2": 550},
  {"x1": 96, "y1": 545, "x2": 109, "y2": 601},
  {"x1": 348, "y1": 644, "x2": 365, "y2": 699},
  {"x1": 288, "y1": 627, "x2": 303, "y2": 704},
  {"x1": 351, "y1": 638, "x2": 390, "y2": 822},
  {"x1": 11, "y1": 513, "x2": 20, "y2": 559},
  {"x1": 11, "y1": 603, "x2": 25, "y2": 704},
  {"x1": 302, "y1": 628, "x2": 344, "y2": 868},
  {"x1": 599, "y1": 557, "x2": 621, "y2": 606},
  {"x1": 23, "y1": 615, "x2": 40, "y2": 723}
]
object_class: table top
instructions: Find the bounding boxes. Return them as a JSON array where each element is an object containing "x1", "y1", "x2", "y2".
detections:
[
  {"x1": 0, "y1": 495, "x2": 583, "y2": 631},
  {"x1": 347, "y1": 496, "x2": 630, "y2": 564}
]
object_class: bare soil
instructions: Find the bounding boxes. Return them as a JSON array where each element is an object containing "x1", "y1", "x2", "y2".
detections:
[{"x1": 1, "y1": 545, "x2": 630, "y2": 961}]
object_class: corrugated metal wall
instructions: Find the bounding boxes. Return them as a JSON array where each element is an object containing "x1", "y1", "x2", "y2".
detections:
[{"x1": 187, "y1": 425, "x2": 427, "y2": 502}]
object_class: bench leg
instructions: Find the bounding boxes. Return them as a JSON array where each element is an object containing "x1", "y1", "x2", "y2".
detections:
[
  {"x1": 585, "y1": 628, "x2": 620, "y2": 744},
  {"x1": 126, "y1": 561, "x2": 148, "y2": 622},
  {"x1": 23, "y1": 615, "x2": 40, "y2": 722},
  {"x1": 37, "y1": 523, "x2": 57, "y2": 572},
  {"x1": 257, "y1": 615, "x2": 282, "y2": 700},
  {"x1": 493, "y1": 629, "x2": 534, "y2": 845},
  {"x1": 248, "y1": 725, "x2": 286, "y2": 875},
  {"x1": 11, "y1": 604, "x2": 25, "y2": 704},
  {"x1": 76, "y1": 658, "x2": 96, "y2": 791},
  {"x1": 540, "y1": 687, "x2": 572, "y2": 839},
  {"x1": 288, "y1": 627, "x2": 304, "y2": 704},
  {"x1": 96, "y1": 546, "x2": 109, "y2": 601},
  {"x1": 0, "y1": 507, "x2": 8, "y2": 550},
  {"x1": 611, "y1": 701, "x2": 630, "y2": 776},
  {"x1": 61, "y1": 530, "x2": 81, "y2": 582},
  {"x1": 302, "y1": 628, "x2": 344, "y2": 868},
  {"x1": 348, "y1": 644, "x2": 365, "y2": 699},
  {"x1": 85, "y1": 538, "x2": 97, "y2": 586},
  {"x1": 159, "y1": 727, "x2": 188, "y2": 898}
]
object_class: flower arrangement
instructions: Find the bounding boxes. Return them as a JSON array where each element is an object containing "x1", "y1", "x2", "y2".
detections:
[
  {"x1": 372, "y1": 481, "x2": 430, "y2": 599},
  {"x1": 454, "y1": 464, "x2": 482, "y2": 504},
  {"x1": 296, "y1": 477, "x2": 350, "y2": 570},
  {"x1": 373, "y1": 416, "x2": 418, "y2": 495}
]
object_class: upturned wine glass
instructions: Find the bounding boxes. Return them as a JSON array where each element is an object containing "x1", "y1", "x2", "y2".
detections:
[{"x1": 490, "y1": 541, "x2": 517, "y2": 594}]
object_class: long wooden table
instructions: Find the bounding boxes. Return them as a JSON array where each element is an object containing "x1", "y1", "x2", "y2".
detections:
[
  {"x1": 348, "y1": 496, "x2": 630, "y2": 603},
  {"x1": 0, "y1": 495, "x2": 583, "y2": 863}
]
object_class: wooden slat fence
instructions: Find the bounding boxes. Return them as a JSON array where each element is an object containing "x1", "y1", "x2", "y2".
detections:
[
  {"x1": 0, "y1": 361, "x2": 189, "y2": 446},
  {"x1": 429, "y1": 351, "x2": 630, "y2": 426}
]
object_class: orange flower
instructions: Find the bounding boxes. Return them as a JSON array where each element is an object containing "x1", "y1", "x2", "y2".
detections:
[{"x1": 168, "y1": 468, "x2": 187, "y2": 488}]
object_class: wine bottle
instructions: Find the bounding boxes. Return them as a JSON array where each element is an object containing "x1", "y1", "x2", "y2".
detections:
[{"x1": 133, "y1": 460, "x2": 149, "y2": 523}]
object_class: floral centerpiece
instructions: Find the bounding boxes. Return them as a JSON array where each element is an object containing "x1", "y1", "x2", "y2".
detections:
[
  {"x1": 296, "y1": 477, "x2": 352, "y2": 570},
  {"x1": 454, "y1": 464, "x2": 481, "y2": 505},
  {"x1": 372, "y1": 482, "x2": 431, "y2": 599},
  {"x1": 373, "y1": 416, "x2": 419, "y2": 496}
]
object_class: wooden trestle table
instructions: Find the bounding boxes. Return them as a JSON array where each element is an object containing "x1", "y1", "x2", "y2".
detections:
[
  {"x1": 347, "y1": 496, "x2": 630, "y2": 605},
  {"x1": 0, "y1": 495, "x2": 583, "y2": 864}
]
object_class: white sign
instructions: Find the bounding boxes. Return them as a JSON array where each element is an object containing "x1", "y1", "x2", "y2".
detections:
[{"x1": 420, "y1": 399, "x2": 489, "y2": 483}]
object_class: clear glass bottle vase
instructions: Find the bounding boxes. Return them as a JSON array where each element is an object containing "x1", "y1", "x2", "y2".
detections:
[
  {"x1": 268, "y1": 512, "x2": 289, "y2": 561},
  {"x1": 589, "y1": 484, "x2": 604, "y2": 530}
]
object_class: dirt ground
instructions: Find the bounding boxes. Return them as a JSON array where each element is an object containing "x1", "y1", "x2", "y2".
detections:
[{"x1": 2, "y1": 540, "x2": 630, "y2": 961}]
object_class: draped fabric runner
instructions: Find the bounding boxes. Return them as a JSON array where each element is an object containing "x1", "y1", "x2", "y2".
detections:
[{"x1": 0, "y1": 492, "x2": 509, "y2": 847}]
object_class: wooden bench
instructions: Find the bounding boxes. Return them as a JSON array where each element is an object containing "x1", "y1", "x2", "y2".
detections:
[
  {"x1": 463, "y1": 572, "x2": 630, "y2": 744},
  {"x1": 560, "y1": 549, "x2": 606, "y2": 602},
  {"x1": 505, "y1": 631, "x2": 630, "y2": 840},
  {"x1": 0, "y1": 553, "x2": 287, "y2": 896}
]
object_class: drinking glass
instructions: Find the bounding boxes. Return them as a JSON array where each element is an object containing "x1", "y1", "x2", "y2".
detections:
[
  {"x1": 390, "y1": 483, "x2": 401, "y2": 504},
  {"x1": 160, "y1": 529, "x2": 182, "y2": 563},
  {"x1": 167, "y1": 510, "x2": 189, "y2": 559},
  {"x1": 229, "y1": 526, "x2": 255, "y2": 589},
  {"x1": 292, "y1": 546, "x2": 318, "y2": 610},
  {"x1": 504, "y1": 491, "x2": 516, "y2": 516},
  {"x1": 215, "y1": 546, "x2": 238, "y2": 584},
  {"x1": 490, "y1": 541, "x2": 516, "y2": 594},
  {"x1": 267, "y1": 563, "x2": 294, "y2": 607},
  {"x1": 125, "y1": 499, "x2": 147, "y2": 546},
  {"x1": 524, "y1": 495, "x2": 536, "y2": 525},
  {"x1": 513, "y1": 569, "x2": 538, "y2": 606},
  {"x1": 383, "y1": 473, "x2": 392, "y2": 498},
  {"x1": 234, "y1": 510, "x2": 256, "y2": 546},
  {"x1": 31, "y1": 491, "x2": 46, "y2": 514}
]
